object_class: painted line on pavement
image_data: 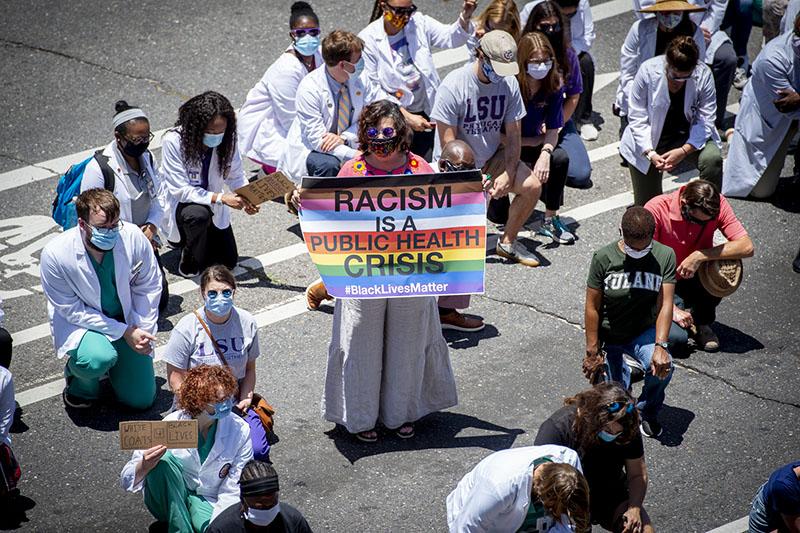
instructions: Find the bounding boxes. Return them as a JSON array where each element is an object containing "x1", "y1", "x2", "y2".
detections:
[{"x1": 705, "y1": 516, "x2": 748, "y2": 533}]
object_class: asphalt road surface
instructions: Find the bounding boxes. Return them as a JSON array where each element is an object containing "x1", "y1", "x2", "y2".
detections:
[{"x1": 1, "y1": 1, "x2": 798, "y2": 532}]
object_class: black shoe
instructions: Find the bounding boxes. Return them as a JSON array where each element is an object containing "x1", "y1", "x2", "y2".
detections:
[
  {"x1": 793, "y1": 248, "x2": 800, "y2": 273},
  {"x1": 566, "y1": 178, "x2": 594, "y2": 190},
  {"x1": 640, "y1": 419, "x2": 663, "y2": 438},
  {"x1": 62, "y1": 388, "x2": 92, "y2": 409}
]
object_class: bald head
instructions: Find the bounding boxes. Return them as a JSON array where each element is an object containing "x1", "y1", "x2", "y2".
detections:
[{"x1": 439, "y1": 140, "x2": 476, "y2": 172}]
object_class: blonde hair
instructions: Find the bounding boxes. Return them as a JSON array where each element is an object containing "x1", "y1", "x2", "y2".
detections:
[
  {"x1": 517, "y1": 31, "x2": 562, "y2": 100},
  {"x1": 475, "y1": 0, "x2": 521, "y2": 42},
  {"x1": 533, "y1": 462, "x2": 591, "y2": 533}
]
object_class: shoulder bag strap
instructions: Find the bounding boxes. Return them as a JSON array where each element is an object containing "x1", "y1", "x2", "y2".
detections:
[{"x1": 193, "y1": 310, "x2": 230, "y2": 368}]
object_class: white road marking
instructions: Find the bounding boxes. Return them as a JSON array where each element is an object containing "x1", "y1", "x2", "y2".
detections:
[
  {"x1": 705, "y1": 516, "x2": 749, "y2": 533},
  {"x1": 593, "y1": 71, "x2": 620, "y2": 93}
]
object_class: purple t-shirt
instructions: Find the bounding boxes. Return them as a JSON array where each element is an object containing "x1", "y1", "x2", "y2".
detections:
[
  {"x1": 562, "y1": 47, "x2": 583, "y2": 97},
  {"x1": 521, "y1": 89, "x2": 564, "y2": 138}
]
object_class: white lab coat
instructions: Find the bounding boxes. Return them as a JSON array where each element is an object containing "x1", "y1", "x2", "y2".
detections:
[
  {"x1": 238, "y1": 46, "x2": 322, "y2": 167},
  {"x1": 446, "y1": 445, "x2": 583, "y2": 533},
  {"x1": 359, "y1": 11, "x2": 473, "y2": 113},
  {"x1": 278, "y1": 66, "x2": 385, "y2": 184},
  {"x1": 620, "y1": 56, "x2": 721, "y2": 173},
  {"x1": 724, "y1": 32, "x2": 800, "y2": 197},
  {"x1": 39, "y1": 224, "x2": 162, "y2": 359},
  {"x1": 616, "y1": 17, "x2": 706, "y2": 115},
  {"x1": 120, "y1": 409, "x2": 253, "y2": 523},
  {"x1": 781, "y1": 0, "x2": 800, "y2": 34},
  {"x1": 159, "y1": 129, "x2": 248, "y2": 242},
  {"x1": 81, "y1": 141, "x2": 168, "y2": 231},
  {"x1": 520, "y1": 0, "x2": 596, "y2": 54},
  {"x1": 634, "y1": 0, "x2": 730, "y2": 62},
  {"x1": 0, "y1": 367, "x2": 13, "y2": 447}
]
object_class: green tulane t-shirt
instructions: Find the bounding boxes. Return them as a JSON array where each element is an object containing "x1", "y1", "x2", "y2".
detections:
[{"x1": 587, "y1": 240, "x2": 676, "y2": 345}]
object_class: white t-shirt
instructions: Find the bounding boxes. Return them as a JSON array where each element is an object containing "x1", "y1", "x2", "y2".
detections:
[
  {"x1": 430, "y1": 62, "x2": 526, "y2": 168},
  {"x1": 163, "y1": 307, "x2": 260, "y2": 380},
  {"x1": 0, "y1": 366, "x2": 14, "y2": 447}
]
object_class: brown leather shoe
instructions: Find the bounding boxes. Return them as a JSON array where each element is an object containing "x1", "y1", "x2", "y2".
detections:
[
  {"x1": 693, "y1": 324, "x2": 720, "y2": 352},
  {"x1": 440, "y1": 310, "x2": 485, "y2": 332},
  {"x1": 305, "y1": 280, "x2": 332, "y2": 310}
]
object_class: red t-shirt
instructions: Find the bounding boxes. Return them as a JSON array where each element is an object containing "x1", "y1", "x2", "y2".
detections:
[{"x1": 645, "y1": 187, "x2": 748, "y2": 279}]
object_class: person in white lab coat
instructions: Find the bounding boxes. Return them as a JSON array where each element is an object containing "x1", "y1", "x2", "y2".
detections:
[
  {"x1": 0, "y1": 299, "x2": 10, "y2": 370},
  {"x1": 359, "y1": 0, "x2": 477, "y2": 160},
  {"x1": 620, "y1": 37, "x2": 722, "y2": 205},
  {"x1": 522, "y1": 0, "x2": 599, "y2": 141},
  {"x1": 723, "y1": 17, "x2": 800, "y2": 198},
  {"x1": 781, "y1": 0, "x2": 800, "y2": 33},
  {"x1": 615, "y1": 0, "x2": 707, "y2": 135},
  {"x1": 121, "y1": 365, "x2": 253, "y2": 532},
  {"x1": 161, "y1": 91, "x2": 258, "y2": 278},
  {"x1": 238, "y1": 2, "x2": 322, "y2": 174},
  {"x1": 279, "y1": 30, "x2": 385, "y2": 182},
  {"x1": 0, "y1": 365, "x2": 19, "y2": 508},
  {"x1": 446, "y1": 445, "x2": 590, "y2": 533},
  {"x1": 81, "y1": 100, "x2": 170, "y2": 313},
  {"x1": 39, "y1": 189, "x2": 162, "y2": 410},
  {"x1": 634, "y1": 0, "x2": 737, "y2": 132}
]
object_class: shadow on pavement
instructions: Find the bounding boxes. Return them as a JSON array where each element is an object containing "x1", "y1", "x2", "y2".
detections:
[
  {"x1": 325, "y1": 412, "x2": 525, "y2": 464},
  {"x1": 443, "y1": 323, "x2": 500, "y2": 350},
  {"x1": 64, "y1": 377, "x2": 173, "y2": 431},
  {"x1": 655, "y1": 404, "x2": 695, "y2": 447},
  {"x1": 713, "y1": 322, "x2": 764, "y2": 354},
  {"x1": 0, "y1": 491, "x2": 35, "y2": 530}
]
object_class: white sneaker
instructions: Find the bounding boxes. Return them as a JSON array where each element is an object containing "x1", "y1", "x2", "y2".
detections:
[
  {"x1": 496, "y1": 240, "x2": 540, "y2": 267},
  {"x1": 580, "y1": 123, "x2": 599, "y2": 141},
  {"x1": 732, "y1": 67, "x2": 749, "y2": 90}
]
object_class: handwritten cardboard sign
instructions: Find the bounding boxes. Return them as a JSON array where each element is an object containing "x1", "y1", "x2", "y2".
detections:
[
  {"x1": 119, "y1": 420, "x2": 199, "y2": 450},
  {"x1": 235, "y1": 171, "x2": 296, "y2": 205}
]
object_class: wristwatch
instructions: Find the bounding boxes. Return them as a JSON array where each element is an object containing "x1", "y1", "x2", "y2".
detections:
[
  {"x1": 655, "y1": 341, "x2": 670, "y2": 350},
  {"x1": 542, "y1": 147, "x2": 553, "y2": 155}
]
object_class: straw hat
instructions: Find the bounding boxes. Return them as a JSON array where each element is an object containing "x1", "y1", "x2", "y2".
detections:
[
  {"x1": 699, "y1": 259, "x2": 743, "y2": 298},
  {"x1": 639, "y1": 0, "x2": 706, "y2": 13}
]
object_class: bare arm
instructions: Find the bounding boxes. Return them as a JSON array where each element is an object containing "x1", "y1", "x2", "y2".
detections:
[
  {"x1": 503, "y1": 120, "x2": 522, "y2": 171},
  {"x1": 238, "y1": 360, "x2": 257, "y2": 409},
  {"x1": 166, "y1": 363, "x2": 186, "y2": 394},
  {"x1": 437, "y1": 122, "x2": 458, "y2": 148},
  {"x1": 698, "y1": 235, "x2": 755, "y2": 261},
  {"x1": 584, "y1": 287, "x2": 603, "y2": 354},
  {"x1": 562, "y1": 94, "x2": 580, "y2": 124}
]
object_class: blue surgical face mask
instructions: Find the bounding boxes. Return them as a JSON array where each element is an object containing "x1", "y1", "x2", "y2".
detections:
[
  {"x1": 657, "y1": 12, "x2": 683, "y2": 31},
  {"x1": 294, "y1": 34, "x2": 320, "y2": 57},
  {"x1": 598, "y1": 429, "x2": 621, "y2": 442},
  {"x1": 203, "y1": 132, "x2": 225, "y2": 148},
  {"x1": 244, "y1": 504, "x2": 281, "y2": 526},
  {"x1": 346, "y1": 57, "x2": 365, "y2": 80},
  {"x1": 481, "y1": 59, "x2": 505, "y2": 84},
  {"x1": 210, "y1": 397, "x2": 234, "y2": 420},
  {"x1": 205, "y1": 292, "x2": 234, "y2": 317},
  {"x1": 88, "y1": 224, "x2": 120, "y2": 251}
]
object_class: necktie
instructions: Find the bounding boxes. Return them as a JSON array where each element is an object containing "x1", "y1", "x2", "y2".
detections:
[{"x1": 337, "y1": 84, "x2": 351, "y2": 134}]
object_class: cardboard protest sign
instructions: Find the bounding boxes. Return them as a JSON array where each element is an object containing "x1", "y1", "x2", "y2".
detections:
[
  {"x1": 235, "y1": 171, "x2": 296, "y2": 205},
  {"x1": 299, "y1": 170, "x2": 486, "y2": 299},
  {"x1": 119, "y1": 419, "x2": 199, "y2": 450}
]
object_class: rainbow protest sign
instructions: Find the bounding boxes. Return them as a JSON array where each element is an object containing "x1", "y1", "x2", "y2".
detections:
[{"x1": 299, "y1": 171, "x2": 486, "y2": 299}]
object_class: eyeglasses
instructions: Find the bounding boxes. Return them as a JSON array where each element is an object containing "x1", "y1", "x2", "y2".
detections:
[
  {"x1": 441, "y1": 160, "x2": 476, "y2": 172},
  {"x1": 606, "y1": 401, "x2": 635, "y2": 415},
  {"x1": 537, "y1": 23, "x2": 561, "y2": 33},
  {"x1": 124, "y1": 132, "x2": 154, "y2": 145},
  {"x1": 290, "y1": 27, "x2": 321, "y2": 38},
  {"x1": 87, "y1": 221, "x2": 123, "y2": 232},
  {"x1": 667, "y1": 68, "x2": 693, "y2": 82},
  {"x1": 206, "y1": 289, "x2": 233, "y2": 299},
  {"x1": 386, "y1": 3, "x2": 418, "y2": 16},
  {"x1": 366, "y1": 127, "x2": 395, "y2": 139}
]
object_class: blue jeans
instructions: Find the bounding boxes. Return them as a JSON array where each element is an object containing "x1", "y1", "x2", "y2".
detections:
[
  {"x1": 749, "y1": 483, "x2": 777, "y2": 533},
  {"x1": 604, "y1": 326, "x2": 673, "y2": 420},
  {"x1": 558, "y1": 120, "x2": 593, "y2": 187}
]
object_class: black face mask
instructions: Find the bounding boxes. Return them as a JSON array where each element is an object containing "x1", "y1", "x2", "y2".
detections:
[
  {"x1": 120, "y1": 139, "x2": 149, "y2": 158},
  {"x1": 681, "y1": 204, "x2": 711, "y2": 226}
]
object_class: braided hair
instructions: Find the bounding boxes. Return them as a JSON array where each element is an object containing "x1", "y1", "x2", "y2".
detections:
[{"x1": 175, "y1": 91, "x2": 237, "y2": 177}]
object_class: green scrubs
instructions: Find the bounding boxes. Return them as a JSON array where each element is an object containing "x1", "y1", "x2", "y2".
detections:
[
  {"x1": 143, "y1": 422, "x2": 217, "y2": 533},
  {"x1": 65, "y1": 251, "x2": 156, "y2": 409},
  {"x1": 518, "y1": 457, "x2": 554, "y2": 533}
]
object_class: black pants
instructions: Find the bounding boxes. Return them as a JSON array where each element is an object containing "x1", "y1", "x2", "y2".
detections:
[
  {"x1": 0, "y1": 327, "x2": 11, "y2": 370},
  {"x1": 408, "y1": 110, "x2": 435, "y2": 162},
  {"x1": 155, "y1": 250, "x2": 169, "y2": 313},
  {"x1": 574, "y1": 51, "x2": 595, "y2": 125},
  {"x1": 521, "y1": 145, "x2": 570, "y2": 211},
  {"x1": 176, "y1": 203, "x2": 238, "y2": 273},
  {"x1": 676, "y1": 275, "x2": 722, "y2": 326}
]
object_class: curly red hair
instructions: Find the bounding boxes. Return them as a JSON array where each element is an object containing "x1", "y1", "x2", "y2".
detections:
[{"x1": 177, "y1": 365, "x2": 238, "y2": 417}]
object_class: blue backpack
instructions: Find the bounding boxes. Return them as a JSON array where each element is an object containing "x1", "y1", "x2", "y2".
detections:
[{"x1": 52, "y1": 150, "x2": 115, "y2": 229}]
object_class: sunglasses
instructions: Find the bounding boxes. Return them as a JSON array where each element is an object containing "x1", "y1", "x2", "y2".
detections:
[
  {"x1": 87, "y1": 221, "x2": 123, "y2": 233},
  {"x1": 367, "y1": 127, "x2": 395, "y2": 139},
  {"x1": 537, "y1": 23, "x2": 561, "y2": 33},
  {"x1": 123, "y1": 132, "x2": 154, "y2": 145},
  {"x1": 291, "y1": 27, "x2": 321, "y2": 38},
  {"x1": 206, "y1": 289, "x2": 233, "y2": 299},
  {"x1": 667, "y1": 68, "x2": 693, "y2": 82},
  {"x1": 606, "y1": 401, "x2": 636, "y2": 415},
  {"x1": 386, "y1": 3, "x2": 418, "y2": 16},
  {"x1": 441, "y1": 160, "x2": 476, "y2": 172}
]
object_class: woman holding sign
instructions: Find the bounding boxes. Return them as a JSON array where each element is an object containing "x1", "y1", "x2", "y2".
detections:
[
  {"x1": 121, "y1": 365, "x2": 253, "y2": 532},
  {"x1": 160, "y1": 91, "x2": 259, "y2": 278},
  {"x1": 321, "y1": 100, "x2": 458, "y2": 443}
]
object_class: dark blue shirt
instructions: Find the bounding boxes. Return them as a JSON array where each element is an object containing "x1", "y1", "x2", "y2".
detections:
[
  {"x1": 521, "y1": 88, "x2": 564, "y2": 138},
  {"x1": 200, "y1": 148, "x2": 213, "y2": 190},
  {"x1": 764, "y1": 461, "x2": 800, "y2": 519}
]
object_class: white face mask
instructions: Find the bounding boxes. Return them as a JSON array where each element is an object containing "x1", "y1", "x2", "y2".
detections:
[
  {"x1": 244, "y1": 503, "x2": 280, "y2": 526},
  {"x1": 623, "y1": 241, "x2": 653, "y2": 259},
  {"x1": 527, "y1": 60, "x2": 553, "y2": 80}
]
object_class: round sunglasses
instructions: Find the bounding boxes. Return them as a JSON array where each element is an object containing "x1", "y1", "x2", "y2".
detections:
[
  {"x1": 606, "y1": 401, "x2": 636, "y2": 415},
  {"x1": 366, "y1": 127, "x2": 395, "y2": 139}
]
